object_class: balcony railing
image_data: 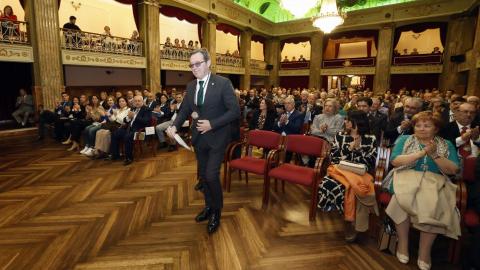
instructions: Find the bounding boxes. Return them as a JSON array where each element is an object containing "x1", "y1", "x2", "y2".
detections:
[
  {"x1": 393, "y1": 54, "x2": 443, "y2": 65},
  {"x1": 0, "y1": 19, "x2": 29, "y2": 44},
  {"x1": 160, "y1": 44, "x2": 195, "y2": 61},
  {"x1": 250, "y1": 59, "x2": 267, "y2": 69},
  {"x1": 60, "y1": 29, "x2": 143, "y2": 56},
  {"x1": 322, "y1": 57, "x2": 376, "y2": 68},
  {"x1": 280, "y1": 61, "x2": 310, "y2": 69},
  {"x1": 216, "y1": 53, "x2": 243, "y2": 67}
]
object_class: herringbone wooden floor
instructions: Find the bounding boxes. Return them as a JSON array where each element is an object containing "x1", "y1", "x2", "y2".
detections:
[{"x1": 0, "y1": 135, "x2": 457, "y2": 270}]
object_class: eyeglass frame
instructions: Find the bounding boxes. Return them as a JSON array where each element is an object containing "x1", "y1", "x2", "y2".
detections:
[{"x1": 188, "y1": 61, "x2": 206, "y2": 69}]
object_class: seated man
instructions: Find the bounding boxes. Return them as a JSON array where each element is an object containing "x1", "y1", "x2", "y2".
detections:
[
  {"x1": 38, "y1": 92, "x2": 72, "y2": 140},
  {"x1": 155, "y1": 93, "x2": 183, "y2": 151},
  {"x1": 273, "y1": 96, "x2": 303, "y2": 162},
  {"x1": 12, "y1": 88, "x2": 34, "y2": 127},
  {"x1": 109, "y1": 95, "x2": 152, "y2": 165}
]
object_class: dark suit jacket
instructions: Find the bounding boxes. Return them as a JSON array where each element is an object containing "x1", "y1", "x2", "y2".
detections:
[
  {"x1": 145, "y1": 100, "x2": 158, "y2": 111},
  {"x1": 440, "y1": 121, "x2": 480, "y2": 149},
  {"x1": 245, "y1": 96, "x2": 260, "y2": 110},
  {"x1": 273, "y1": 109, "x2": 303, "y2": 135},
  {"x1": 249, "y1": 109, "x2": 276, "y2": 131},
  {"x1": 125, "y1": 106, "x2": 152, "y2": 132},
  {"x1": 173, "y1": 74, "x2": 240, "y2": 149},
  {"x1": 385, "y1": 112, "x2": 413, "y2": 144},
  {"x1": 369, "y1": 111, "x2": 387, "y2": 142}
]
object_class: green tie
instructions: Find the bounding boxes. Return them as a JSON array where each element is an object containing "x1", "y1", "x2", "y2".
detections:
[{"x1": 197, "y1": 80, "x2": 205, "y2": 107}]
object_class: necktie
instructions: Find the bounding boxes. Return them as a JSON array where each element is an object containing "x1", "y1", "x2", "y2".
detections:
[
  {"x1": 197, "y1": 80, "x2": 204, "y2": 106},
  {"x1": 459, "y1": 126, "x2": 471, "y2": 158}
]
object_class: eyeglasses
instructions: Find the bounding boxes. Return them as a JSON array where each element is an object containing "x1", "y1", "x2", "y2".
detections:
[{"x1": 189, "y1": 61, "x2": 205, "y2": 69}]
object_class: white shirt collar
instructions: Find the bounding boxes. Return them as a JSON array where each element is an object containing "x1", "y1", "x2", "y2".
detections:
[
  {"x1": 456, "y1": 121, "x2": 470, "y2": 130},
  {"x1": 197, "y1": 73, "x2": 210, "y2": 83}
]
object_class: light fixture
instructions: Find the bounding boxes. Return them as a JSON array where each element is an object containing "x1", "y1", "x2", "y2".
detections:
[
  {"x1": 280, "y1": 0, "x2": 318, "y2": 18},
  {"x1": 71, "y1": 1, "x2": 81, "y2": 11},
  {"x1": 312, "y1": 0, "x2": 346, "y2": 33}
]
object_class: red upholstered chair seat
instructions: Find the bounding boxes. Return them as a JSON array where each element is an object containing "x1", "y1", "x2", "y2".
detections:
[
  {"x1": 268, "y1": 164, "x2": 315, "y2": 186},
  {"x1": 230, "y1": 157, "x2": 266, "y2": 175},
  {"x1": 464, "y1": 209, "x2": 480, "y2": 227},
  {"x1": 378, "y1": 191, "x2": 392, "y2": 206}
]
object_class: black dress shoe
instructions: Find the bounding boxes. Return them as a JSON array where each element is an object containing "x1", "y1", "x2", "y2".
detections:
[
  {"x1": 207, "y1": 209, "x2": 221, "y2": 234},
  {"x1": 194, "y1": 181, "x2": 204, "y2": 191},
  {"x1": 167, "y1": 145, "x2": 177, "y2": 152},
  {"x1": 104, "y1": 155, "x2": 119, "y2": 161},
  {"x1": 195, "y1": 207, "x2": 212, "y2": 223},
  {"x1": 123, "y1": 159, "x2": 133, "y2": 166}
]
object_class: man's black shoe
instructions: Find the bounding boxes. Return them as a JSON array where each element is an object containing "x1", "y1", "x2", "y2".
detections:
[
  {"x1": 104, "y1": 155, "x2": 119, "y2": 161},
  {"x1": 167, "y1": 145, "x2": 177, "y2": 152},
  {"x1": 195, "y1": 207, "x2": 212, "y2": 223},
  {"x1": 123, "y1": 159, "x2": 133, "y2": 166},
  {"x1": 194, "y1": 181, "x2": 204, "y2": 191},
  {"x1": 207, "y1": 209, "x2": 221, "y2": 234}
]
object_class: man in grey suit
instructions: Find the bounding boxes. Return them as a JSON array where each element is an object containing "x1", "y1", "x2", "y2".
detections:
[
  {"x1": 12, "y1": 88, "x2": 34, "y2": 127},
  {"x1": 167, "y1": 48, "x2": 240, "y2": 234}
]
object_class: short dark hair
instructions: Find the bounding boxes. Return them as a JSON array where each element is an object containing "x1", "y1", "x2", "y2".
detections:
[
  {"x1": 346, "y1": 110, "x2": 371, "y2": 136},
  {"x1": 451, "y1": 96, "x2": 466, "y2": 103},
  {"x1": 189, "y1": 48, "x2": 210, "y2": 61},
  {"x1": 69, "y1": 16, "x2": 76, "y2": 20},
  {"x1": 357, "y1": 97, "x2": 372, "y2": 107}
]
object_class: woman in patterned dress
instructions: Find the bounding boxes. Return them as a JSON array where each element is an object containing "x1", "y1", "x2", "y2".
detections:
[{"x1": 317, "y1": 110, "x2": 377, "y2": 242}]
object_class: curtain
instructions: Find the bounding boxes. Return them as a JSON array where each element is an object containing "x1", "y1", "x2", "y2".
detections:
[
  {"x1": 323, "y1": 29, "x2": 379, "y2": 51},
  {"x1": 252, "y1": 35, "x2": 266, "y2": 60},
  {"x1": 160, "y1": 5, "x2": 204, "y2": 46},
  {"x1": 366, "y1": 40, "x2": 372, "y2": 57},
  {"x1": 113, "y1": 0, "x2": 139, "y2": 31},
  {"x1": 393, "y1": 22, "x2": 448, "y2": 49},
  {"x1": 280, "y1": 36, "x2": 310, "y2": 52},
  {"x1": 216, "y1": 23, "x2": 241, "y2": 51}
]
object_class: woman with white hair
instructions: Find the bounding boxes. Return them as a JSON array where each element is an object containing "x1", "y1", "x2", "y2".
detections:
[{"x1": 310, "y1": 98, "x2": 344, "y2": 143}]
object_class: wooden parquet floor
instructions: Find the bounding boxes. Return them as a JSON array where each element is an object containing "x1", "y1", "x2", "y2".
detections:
[{"x1": 0, "y1": 136, "x2": 457, "y2": 270}]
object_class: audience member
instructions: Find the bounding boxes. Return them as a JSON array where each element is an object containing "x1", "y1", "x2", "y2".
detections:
[
  {"x1": 12, "y1": 88, "x2": 34, "y2": 127},
  {"x1": 38, "y1": 92, "x2": 73, "y2": 141},
  {"x1": 62, "y1": 15, "x2": 81, "y2": 31},
  {"x1": 385, "y1": 97, "x2": 423, "y2": 144},
  {"x1": 155, "y1": 93, "x2": 182, "y2": 150},
  {"x1": 310, "y1": 99, "x2": 344, "y2": 143},
  {"x1": 248, "y1": 98, "x2": 276, "y2": 131}
]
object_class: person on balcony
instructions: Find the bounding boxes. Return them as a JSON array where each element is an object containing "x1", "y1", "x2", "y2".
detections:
[
  {"x1": 431, "y1": 47, "x2": 442, "y2": 54},
  {"x1": 402, "y1": 48, "x2": 408, "y2": 55},
  {"x1": 63, "y1": 16, "x2": 81, "y2": 31},
  {"x1": 187, "y1": 40, "x2": 194, "y2": 49},
  {"x1": 282, "y1": 56, "x2": 289, "y2": 62},
  {"x1": 102, "y1": 26, "x2": 114, "y2": 50},
  {"x1": 1, "y1": 6, "x2": 18, "y2": 37},
  {"x1": 411, "y1": 48, "x2": 419, "y2": 55},
  {"x1": 298, "y1": 55, "x2": 306, "y2": 61},
  {"x1": 291, "y1": 56, "x2": 297, "y2": 61}
]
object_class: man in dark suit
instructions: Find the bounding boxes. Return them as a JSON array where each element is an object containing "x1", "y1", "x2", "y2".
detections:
[
  {"x1": 299, "y1": 93, "x2": 322, "y2": 124},
  {"x1": 274, "y1": 96, "x2": 303, "y2": 163},
  {"x1": 38, "y1": 92, "x2": 73, "y2": 141},
  {"x1": 109, "y1": 95, "x2": 152, "y2": 165},
  {"x1": 144, "y1": 92, "x2": 158, "y2": 111},
  {"x1": 385, "y1": 97, "x2": 423, "y2": 145},
  {"x1": 166, "y1": 48, "x2": 240, "y2": 234},
  {"x1": 357, "y1": 97, "x2": 387, "y2": 143},
  {"x1": 440, "y1": 102, "x2": 480, "y2": 157}
]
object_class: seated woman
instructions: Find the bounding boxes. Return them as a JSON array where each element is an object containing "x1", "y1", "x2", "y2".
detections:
[
  {"x1": 317, "y1": 110, "x2": 377, "y2": 242},
  {"x1": 62, "y1": 96, "x2": 85, "y2": 145},
  {"x1": 248, "y1": 98, "x2": 276, "y2": 131},
  {"x1": 94, "y1": 97, "x2": 130, "y2": 159},
  {"x1": 1, "y1": 6, "x2": 18, "y2": 36},
  {"x1": 385, "y1": 111, "x2": 460, "y2": 270},
  {"x1": 67, "y1": 96, "x2": 101, "y2": 151},
  {"x1": 310, "y1": 98, "x2": 344, "y2": 144},
  {"x1": 81, "y1": 96, "x2": 113, "y2": 156}
]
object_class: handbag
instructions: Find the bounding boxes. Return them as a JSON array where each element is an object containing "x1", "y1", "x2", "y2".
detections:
[
  {"x1": 338, "y1": 160, "x2": 367, "y2": 175},
  {"x1": 378, "y1": 216, "x2": 397, "y2": 254}
]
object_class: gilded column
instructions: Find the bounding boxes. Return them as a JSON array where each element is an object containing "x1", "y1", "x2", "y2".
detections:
[
  {"x1": 25, "y1": 0, "x2": 63, "y2": 110},
  {"x1": 202, "y1": 13, "x2": 217, "y2": 73},
  {"x1": 373, "y1": 25, "x2": 394, "y2": 95},
  {"x1": 140, "y1": 0, "x2": 161, "y2": 92},
  {"x1": 467, "y1": 14, "x2": 480, "y2": 96},
  {"x1": 439, "y1": 17, "x2": 476, "y2": 93},
  {"x1": 240, "y1": 28, "x2": 252, "y2": 90},
  {"x1": 265, "y1": 37, "x2": 280, "y2": 88},
  {"x1": 309, "y1": 31, "x2": 323, "y2": 90}
]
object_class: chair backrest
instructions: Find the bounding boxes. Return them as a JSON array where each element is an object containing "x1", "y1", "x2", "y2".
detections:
[
  {"x1": 247, "y1": 130, "x2": 283, "y2": 150},
  {"x1": 285, "y1": 134, "x2": 329, "y2": 157},
  {"x1": 463, "y1": 156, "x2": 477, "y2": 183}
]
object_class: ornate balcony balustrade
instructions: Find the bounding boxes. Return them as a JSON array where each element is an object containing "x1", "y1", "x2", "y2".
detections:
[
  {"x1": 250, "y1": 59, "x2": 267, "y2": 69},
  {"x1": 280, "y1": 61, "x2": 310, "y2": 69},
  {"x1": 0, "y1": 19, "x2": 29, "y2": 45},
  {"x1": 322, "y1": 57, "x2": 376, "y2": 68},
  {"x1": 393, "y1": 54, "x2": 443, "y2": 65},
  {"x1": 160, "y1": 44, "x2": 194, "y2": 61},
  {"x1": 216, "y1": 53, "x2": 243, "y2": 67},
  {"x1": 60, "y1": 29, "x2": 143, "y2": 56}
]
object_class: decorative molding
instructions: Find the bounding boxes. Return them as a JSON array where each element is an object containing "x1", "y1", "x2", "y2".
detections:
[
  {"x1": 216, "y1": 65, "x2": 245, "y2": 75},
  {"x1": 390, "y1": 65, "x2": 443, "y2": 74},
  {"x1": 0, "y1": 44, "x2": 34, "y2": 63},
  {"x1": 160, "y1": 59, "x2": 191, "y2": 71},
  {"x1": 140, "y1": 0, "x2": 161, "y2": 7},
  {"x1": 250, "y1": 68, "x2": 269, "y2": 76},
  {"x1": 320, "y1": 67, "x2": 376, "y2": 76},
  {"x1": 62, "y1": 50, "x2": 146, "y2": 68},
  {"x1": 279, "y1": 69, "x2": 310, "y2": 76}
]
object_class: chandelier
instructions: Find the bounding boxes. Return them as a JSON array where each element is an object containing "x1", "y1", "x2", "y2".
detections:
[
  {"x1": 312, "y1": 0, "x2": 346, "y2": 33},
  {"x1": 280, "y1": 0, "x2": 318, "y2": 18}
]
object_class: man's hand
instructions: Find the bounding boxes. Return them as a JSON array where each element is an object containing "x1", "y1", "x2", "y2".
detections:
[
  {"x1": 461, "y1": 130, "x2": 472, "y2": 142},
  {"x1": 127, "y1": 111, "x2": 135, "y2": 119},
  {"x1": 470, "y1": 126, "x2": 480, "y2": 141},
  {"x1": 166, "y1": 125, "x2": 177, "y2": 139},
  {"x1": 197, "y1": 120, "x2": 212, "y2": 134},
  {"x1": 400, "y1": 119, "x2": 411, "y2": 131},
  {"x1": 279, "y1": 114, "x2": 288, "y2": 125}
]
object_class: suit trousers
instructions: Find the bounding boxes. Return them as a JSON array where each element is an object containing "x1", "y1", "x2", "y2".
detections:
[
  {"x1": 111, "y1": 128, "x2": 135, "y2": 160},
  {"x1": 38, "y1": 110, "x2": 59, "y2": 138},
  {"x1": 194, "y1": 136, "x2": 226, "y2": 210},
  {"x1": 12, "y1": 106, "x2": 33, "y2": 124}
]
